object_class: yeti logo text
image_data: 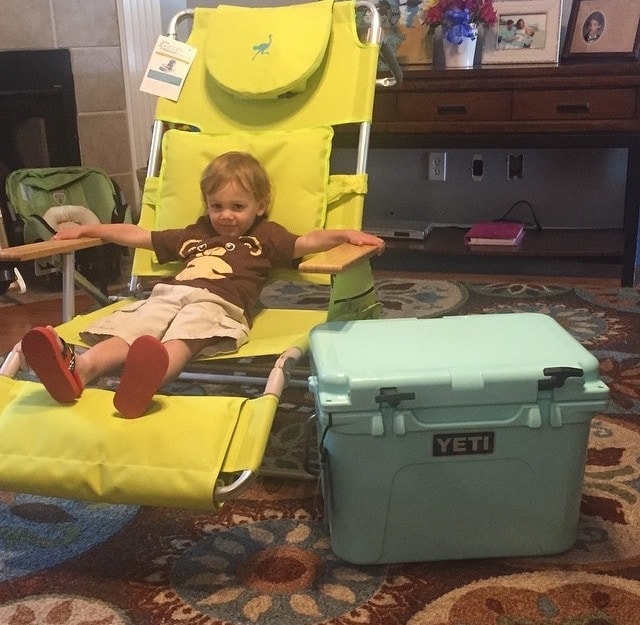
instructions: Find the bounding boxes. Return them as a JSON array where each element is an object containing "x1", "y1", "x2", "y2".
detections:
[{"x1": 433, "y1": 432, "x2": 495, "y2": 456}]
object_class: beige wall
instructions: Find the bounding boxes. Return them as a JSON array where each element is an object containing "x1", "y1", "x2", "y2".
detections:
[{"x1": 1, "y1": 0, "x2": 135, "y2": 212}]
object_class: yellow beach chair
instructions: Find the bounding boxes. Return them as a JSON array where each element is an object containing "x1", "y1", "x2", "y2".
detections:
[{"x1": 0, "y1": 0, "x2": 399, "y2": 509}]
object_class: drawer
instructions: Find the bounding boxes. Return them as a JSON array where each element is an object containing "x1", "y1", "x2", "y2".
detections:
[
  {"x1": 372, "y1": 91, "x2": 397, "y2": 122},
  {"x1": 512, "y1": 89, "x2": 636, "y2": 121},
  {"x1": 397, "y1": 91, "x2": 511, "y2": 121}
]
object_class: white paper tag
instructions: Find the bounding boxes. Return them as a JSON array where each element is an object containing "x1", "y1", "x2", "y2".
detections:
[{"x1": 140, "y1": 36, "x2": 197, "y2": 101}]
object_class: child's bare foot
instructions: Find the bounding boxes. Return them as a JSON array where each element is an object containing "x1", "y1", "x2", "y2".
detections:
[
  {"x1": 113, "y1": 335, "x2": 169, "y2": 418},
  {"x1": 21, "y1": 326, "x2": 83, "y2": 404}
]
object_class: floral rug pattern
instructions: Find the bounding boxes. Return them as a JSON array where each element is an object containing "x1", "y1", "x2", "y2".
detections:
[{"x1": 1, "y1": 277, "x2": 639, "y2": 624}]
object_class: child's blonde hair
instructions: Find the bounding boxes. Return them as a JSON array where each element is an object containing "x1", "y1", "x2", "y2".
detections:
[{"x1": 200, "y1": 151, "x2": 271, "y2": 209}]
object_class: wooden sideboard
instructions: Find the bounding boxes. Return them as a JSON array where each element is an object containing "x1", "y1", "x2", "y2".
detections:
[{"x1": 342, "y1": 62, "x2": 640, "y2": 285}]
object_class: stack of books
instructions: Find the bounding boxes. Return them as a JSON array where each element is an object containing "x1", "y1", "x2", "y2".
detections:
[{"x1": 464, "y1": 221, "x2": 525, "y2": 247}]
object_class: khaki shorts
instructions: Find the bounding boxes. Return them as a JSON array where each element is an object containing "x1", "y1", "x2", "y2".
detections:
[{"x1": 81, "y1": 283, "x2": 250, "y2": 357}]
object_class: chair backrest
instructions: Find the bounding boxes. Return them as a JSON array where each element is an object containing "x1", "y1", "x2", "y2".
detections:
[
  {"x1": 133, "y1": 0, "x2": 380, "y2": 283},
  {"x1": 155, "y1": 0, "x2": 379, "y2": 132}
]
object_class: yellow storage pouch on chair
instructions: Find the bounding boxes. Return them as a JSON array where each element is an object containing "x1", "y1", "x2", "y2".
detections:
[{"x1": 204, "y1": 0, "x2": 333, "y2": 99}]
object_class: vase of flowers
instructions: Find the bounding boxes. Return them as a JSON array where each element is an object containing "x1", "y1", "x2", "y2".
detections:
[{"x1": 424, "y1": 0, "x2": 497, "y2": 68}]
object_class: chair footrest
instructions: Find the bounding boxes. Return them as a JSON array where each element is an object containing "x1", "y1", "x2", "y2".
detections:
[{"x1": 0, "y1": 377, "x2": 278, "y2": 509}]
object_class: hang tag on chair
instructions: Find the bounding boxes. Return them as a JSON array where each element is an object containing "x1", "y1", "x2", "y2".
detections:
[{"x1": 140, "y1": 36, "x2": 197, "y2": 101}]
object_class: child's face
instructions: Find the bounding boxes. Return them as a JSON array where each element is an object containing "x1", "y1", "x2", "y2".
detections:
[{"x1": 205, "y1": 180, "x2": 266, "y2": 238}]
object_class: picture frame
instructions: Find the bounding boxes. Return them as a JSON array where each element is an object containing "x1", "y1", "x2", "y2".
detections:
[
  {"x1": 388, "y1": 0, "x2": 434, "y2": 67},
  {"x1": 394, "y1": 18, "x2": 435, "y2": 67},
  {"x1": 482, "y1": 0, "x2": 562, "y2": 65},
  {"x1": 358, "y1": 0, "x2": 434, "y2": 68},
  {"x1": 562, "y1": 0, "x2": 640, "y2": 61},
  {"x1": 356, "y1": 0, "x2": 434, "y2": 67}
]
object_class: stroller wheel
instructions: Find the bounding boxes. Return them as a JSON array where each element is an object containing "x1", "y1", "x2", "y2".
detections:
[
  {"x1": 0, "y1": 266, "x2": 26, "y2": 295},
  {"x1": 0, "y1": 265, "x2": 16, "y2": 294}
]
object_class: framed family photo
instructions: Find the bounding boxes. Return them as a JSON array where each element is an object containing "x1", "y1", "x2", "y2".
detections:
[
  {"x1": 482, "y1": 0, "x2": 562, "y2": 65},
  {"x1": 562, "y1": 0, "x2": 640, "y2": 61}
]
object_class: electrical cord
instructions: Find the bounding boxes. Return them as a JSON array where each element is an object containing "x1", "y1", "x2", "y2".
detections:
[{"x1": 497, "y1": 199, "x2": 542, "y2": 231}]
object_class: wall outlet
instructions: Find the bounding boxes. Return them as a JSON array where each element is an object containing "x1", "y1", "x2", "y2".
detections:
[
  {"x1": 508, "y1": 153, "x2": 524, "y2": 179},
  {"x1": 428, "y1": 151, "x2": 447, "y2": 181},
  {"x1": 472, "y1": 154, "x2": 483, "y2": 181}
]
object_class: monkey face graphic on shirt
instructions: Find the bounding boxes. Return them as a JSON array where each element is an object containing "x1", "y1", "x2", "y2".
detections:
[{"x1": 174, "y1": 236, "x2": 262, "y2": 282}]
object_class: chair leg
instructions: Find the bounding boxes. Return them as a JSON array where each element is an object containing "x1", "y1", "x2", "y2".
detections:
[{"x1": 0, "y1": 342, "x2": 23, "y2": 378}]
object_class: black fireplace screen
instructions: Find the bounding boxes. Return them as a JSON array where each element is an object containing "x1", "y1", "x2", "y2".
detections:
[{"x1": 0, "y1": 49, "x2": 81, "y2": 247}]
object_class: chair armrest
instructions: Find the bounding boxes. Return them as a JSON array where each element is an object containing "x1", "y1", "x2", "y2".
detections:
[
  {"x1": 0, "y1": 237, "x2": 103, "y2": 262},
  {"x1": 297, "y1": 242, "x2": 378, "y2": 274}
]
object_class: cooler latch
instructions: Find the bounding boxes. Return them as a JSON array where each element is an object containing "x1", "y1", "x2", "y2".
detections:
[
  {"x1": 375, "y1": 387, "x2": 415, "y2": 407},
  {"x1": 538, "y1": 367, "x2": 584, "y2": 391},
  {"x1": 375, "y1": 388, "x2": 415, "y2": 436}
]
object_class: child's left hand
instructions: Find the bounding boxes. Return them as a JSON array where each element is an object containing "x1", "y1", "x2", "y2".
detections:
[{"x1": 52, "y1": 226, "x2": 86, "y2": 241}]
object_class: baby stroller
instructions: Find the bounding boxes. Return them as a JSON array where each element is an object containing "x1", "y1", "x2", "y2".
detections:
[{"x1": 3, "y1": 165, "x2": 128, "y2": 301}]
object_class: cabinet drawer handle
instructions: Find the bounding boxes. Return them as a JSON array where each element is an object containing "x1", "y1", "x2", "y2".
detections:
[
  {"x1": 437, "y1": 104, "x2": 468, "y2": 115},
  {"x1": 556, "y1": 102, "x2": 590, "y2": 113}
]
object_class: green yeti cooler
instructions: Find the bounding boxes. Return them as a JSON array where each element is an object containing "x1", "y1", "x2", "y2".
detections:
[{"x1": 308, "y1": 313, "x2": 610, "y2": 564}]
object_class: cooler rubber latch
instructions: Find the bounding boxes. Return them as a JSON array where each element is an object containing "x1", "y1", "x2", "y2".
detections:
[
  {"x1": 538, "y1": 367, "x2": 584, "y2": 391},
  {"x1": 375, "y1": 388, "x2": 415, "y2": 437},
  {"x1": 375, "y1": 387, "x2": 416, "y2": 408}
]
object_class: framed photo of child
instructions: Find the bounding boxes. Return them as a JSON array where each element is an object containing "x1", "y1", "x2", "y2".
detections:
[{"x1": 562, "y1": 0, "x2": 640, "y2": 61}]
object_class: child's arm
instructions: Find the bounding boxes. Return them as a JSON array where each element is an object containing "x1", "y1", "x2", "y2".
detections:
[
  {"x1": 52, "y1": 223, "x2": 153, "y2": 250},
  {"x1": 294, "y1": 229, "x2": 385, "y2": 259}
]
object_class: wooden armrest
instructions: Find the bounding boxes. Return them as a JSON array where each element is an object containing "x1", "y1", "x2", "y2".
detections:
[
  {"x1": 297, "y1": 242, "x2": 378, "y2": 274},
  {"x1": 0, "y1": 237, "x2": 103, "y2": 263}
]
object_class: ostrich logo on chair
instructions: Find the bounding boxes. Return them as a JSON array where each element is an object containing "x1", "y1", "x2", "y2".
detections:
[{"x1": 252, "y1": 34, "x2": 272, "y2": 59}]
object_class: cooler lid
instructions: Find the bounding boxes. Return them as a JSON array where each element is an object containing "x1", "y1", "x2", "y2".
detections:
[{"x1": 308, "y1": 313, "x2": 605, "y2": 412}]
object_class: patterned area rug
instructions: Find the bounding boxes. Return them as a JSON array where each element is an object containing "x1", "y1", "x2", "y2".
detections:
[{"x1": 1, "y1": 277, "x2": 640, "y2": 624}]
